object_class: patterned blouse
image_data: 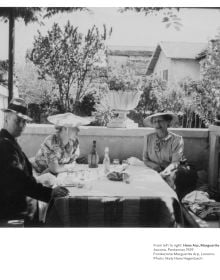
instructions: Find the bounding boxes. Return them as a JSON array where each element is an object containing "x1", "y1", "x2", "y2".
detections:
[
  {"x1": 33, "y1": 134, "x2": 80, "y2": 174},
  {"x1": 143, "y1": 132, "x2": 184, "y2": 170}
]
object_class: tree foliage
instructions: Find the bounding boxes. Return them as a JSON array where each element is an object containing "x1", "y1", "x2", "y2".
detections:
[
  {"x1": 27, "y1": 21, "x2": 111, "y2": 112},
  {"x1": 42, "y1": 7, "x2": 89, "y2": 19},
  {"x1": 107, "y1": 65, "x2": 142, "y2": 91},
  {"x1": 132, "y1": 75, "x2": 207, "y2": 128},
  {"x1": 0, "y1": 60, "x2": 8, "y2": 85},
  {"x1": 187, "y1": 39, "x2": 220, "y2": 125},
  {"x1": 16, "y1": 62, "x2": 58, "y2": 104},
  {"x1": 0, "y1": 7, "x2": 89, "y2": 24},
  {"x1": 0, "y1": 7, "x2": 90, "y2": 101},
  {"x1": 119, "y1": 7, "x2": 183, "y2": 30},
  {"x1": 0, "y1": 8, "x2": 41, "y2": 24}
]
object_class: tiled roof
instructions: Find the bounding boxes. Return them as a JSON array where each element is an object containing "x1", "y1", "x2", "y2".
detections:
[{"x1": 146, "y1": 41, "x2": 207, "y2": 75}]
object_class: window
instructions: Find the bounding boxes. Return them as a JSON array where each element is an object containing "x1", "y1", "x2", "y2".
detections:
[{"x1": 163, "y1": 69, "x2": 168, "y2": 81}]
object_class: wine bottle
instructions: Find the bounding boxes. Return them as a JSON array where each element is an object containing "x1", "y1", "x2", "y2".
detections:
[{"x1": 88, "y1": 140, "x2": 99, "y2": 168}]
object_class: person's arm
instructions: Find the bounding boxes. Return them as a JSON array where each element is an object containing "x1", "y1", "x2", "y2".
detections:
[
  {"x1": 69, "y1": 139, "x2": 80, "y2": 163},
  {"x1": 160, "y1": 136, "x2": 184, "y2": 177},
  {"x1": 48, "y1": 159, "x2": 73, "y2": 174},
  {"x1": 143, "y1": 135, "x2": 162, "y2": 172},
  {"x1": 74, "y1": 144, "x2": 80, "y2": 160},
  {"x1": 42, "y1": 138, "x2": 73, "y2": 174},
  {"x1": 0, "y1": 140, "x2": 68, "y2": 202},
  {"x1": 0, "y1": 140, "x2": 52, "y2": 202}
]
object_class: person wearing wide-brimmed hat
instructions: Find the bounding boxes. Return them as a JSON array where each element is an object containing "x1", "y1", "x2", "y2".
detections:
[
  {"x1": 143, "y1": 111, "x2": 182, "y2": 173},
  {"x1": 143, "y1": 111, "x2": 197, "y2": 199},
  {"x1": 0, "y1": 98, "x2": 69, "y2": 224},
  {"x1": 32, "y1": 112, "x2": 91, "y2": 175}
]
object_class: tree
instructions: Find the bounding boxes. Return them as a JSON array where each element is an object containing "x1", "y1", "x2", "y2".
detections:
[
  {"x1": 0, "y1": 8, "x2": 41, "y2": 101},
  {"x1": 0, "y1": 7, "x2": 89, "y2": 102},
  {"x1": 16, "y1": 62, "x2": 58, "y2": 104},
  {"x1": 187, "y1": 39, "x2": 220, "y2": 125},
  {"x1": 27, "y1": 21, "x2": 111, "y2": 113}
]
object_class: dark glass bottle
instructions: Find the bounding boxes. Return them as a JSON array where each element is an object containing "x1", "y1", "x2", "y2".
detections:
[{"x1": 88, "y1": 140, "x2": 99, "y2": 168}]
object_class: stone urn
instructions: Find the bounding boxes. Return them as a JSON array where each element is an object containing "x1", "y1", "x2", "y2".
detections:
[{"x1": 105, "y1": 90, "x2": 141, "y2": 128}]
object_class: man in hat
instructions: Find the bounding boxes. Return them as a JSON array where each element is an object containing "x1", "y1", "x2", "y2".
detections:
[{"x1": 0, "y1": 98, "x2": 69, "y2": 224}]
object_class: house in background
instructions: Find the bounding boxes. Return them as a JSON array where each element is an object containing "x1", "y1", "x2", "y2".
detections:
[{"x1": 146, "y1": 41, "x2": 207, "y2": 84}]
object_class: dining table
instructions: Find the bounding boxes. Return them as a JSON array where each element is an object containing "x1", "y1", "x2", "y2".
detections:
[{"x1": 45, "y1": 163, "x2": 183, "y2": 227}]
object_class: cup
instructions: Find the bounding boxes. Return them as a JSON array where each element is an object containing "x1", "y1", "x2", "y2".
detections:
[
  {"x1": 122, "y1": 159, "x2": 129, "y2": 170},
  {"x1": 122, "y1": 172, "x2": 130, "y2": 184}
]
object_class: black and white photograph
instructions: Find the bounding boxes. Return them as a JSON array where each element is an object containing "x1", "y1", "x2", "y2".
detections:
[{"x1": 1, "y1": 0, "x2": 220, "y2": 279}]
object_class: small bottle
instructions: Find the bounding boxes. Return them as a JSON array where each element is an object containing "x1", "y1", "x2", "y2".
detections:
[
  {"x1": 88, "y1": 140, "x2": 99, "y2": 168},
  {"x1": 103, "y1": 147, "x2": 110, "y2": 174}
]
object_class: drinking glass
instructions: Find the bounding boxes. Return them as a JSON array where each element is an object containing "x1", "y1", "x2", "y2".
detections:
[
  {"x1": 122, "y1": 172, "x2": 131, "y2": 184},
  {"x1": 113, "y1": 159, "x2": 120, "y2": 166},
  {"x1": 122, "y1": 159, "x2": 129, "y2": 170}
]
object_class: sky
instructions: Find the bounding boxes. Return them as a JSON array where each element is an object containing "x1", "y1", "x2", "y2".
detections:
[{"x1": 1, "y1": 7, "x2": 220, "y2": 63}]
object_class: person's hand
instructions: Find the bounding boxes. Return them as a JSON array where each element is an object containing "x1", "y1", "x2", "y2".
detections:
[
  {"x1": 37, "y1": 173, "x2": 56, "y2": 187},
  {"x1": 65, "y1": 163, "x2": 75, "y2": 173},
  {"x1": 51, "y1": 186, "x2": 69, "y2": 198},
  {"x1": 160, "y1": 169, "x2": 171, "y2": 178},
  {"x1": 154, "y1": 166, "x2": 162, "y2": 173}
]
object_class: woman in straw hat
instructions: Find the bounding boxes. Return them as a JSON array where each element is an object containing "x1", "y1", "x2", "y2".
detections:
[
  {"x1": 31, "y1": 113, "x2": 91, "y2": 175},
  {"x1": 143, "y1": 112, "x2": 197, "y2": 199}
]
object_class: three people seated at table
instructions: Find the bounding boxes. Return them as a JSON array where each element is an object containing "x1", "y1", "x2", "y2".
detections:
[
  {"x1": 143, "y1": 112, "x2": 197, "y2": 200},
  {"x1": 0, "y1": 98, "x2": 197, "y2": 226},
  {"x1": 0, "y1": 98, "x2": 69, "y2": 225}
]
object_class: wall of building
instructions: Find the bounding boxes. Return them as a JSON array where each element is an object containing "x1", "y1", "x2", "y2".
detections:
[
  {"x1": 171, "y1": 59, "x2": 200, "y2": 83},
  {"x1": 153, "y1": 51, "x2": 201, "y2": 84},
  {"x1": 153, "y1": 51, "x2": 172, "y2": 80},
  {"x1": 18, "y1": 125, "x2": 209, "y2": 171}
]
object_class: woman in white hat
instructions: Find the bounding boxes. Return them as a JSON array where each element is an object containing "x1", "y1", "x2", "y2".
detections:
[
  {"x1": 143, "y1": 112, "x2": 197, "y2": 198},
  {"x1": 32, "y1": 113, "x2": 91, "y2": 175}
]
